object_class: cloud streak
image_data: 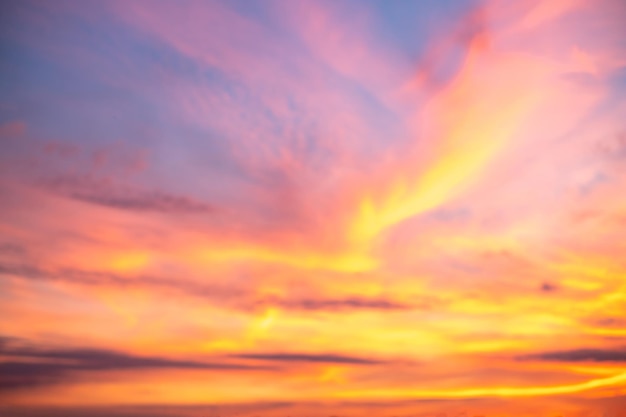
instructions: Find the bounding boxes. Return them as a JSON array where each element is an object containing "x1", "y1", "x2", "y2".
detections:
[
  {"x1": 39, "y1": 175, "x2": 215, "y2": 214},
  {"x1": 233, "y1": 352, "x2": 381, "y2": 365},
  {"x1": 523, "y1": 348, "x2": 626, "y2": 363},
  {"x1": 0, "y1": 337, "x2": 269, "y2": 391}
]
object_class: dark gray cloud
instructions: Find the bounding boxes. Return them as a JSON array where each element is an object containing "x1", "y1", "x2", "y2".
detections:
[
  {"x1": 0, "y1": 337, "x2": 269, "y2": 391},
  {"x1": 272, "y1": 296, "x2": 411, "y2": 312},
  {"x1": 0, "y1": 336, "x2": 379, "y2": 393},
  {"x1": 540, "y1": 282, "x2": 557, "y2": 292},
  {"x1": 0, "y1": 242, "x2": 26, "y2": 256},
  {"x1": 0, "y1": 262, "x2": 141, "y2": 287},
  {"x1": 40, "y1": 175, "x2": 215, "y2": 213},
  {"x1": 522, "y1": 348, "x2": 626, "y2": 363},
  {"x1": 0, "y1": 261, "x2": 416, "y2": 314},
  {"x1": 234, "y1": 352, "x2": 381, "y2": 365},
  {"x1": 0, "y1": 261, "x2": 244, "y2": 300}
]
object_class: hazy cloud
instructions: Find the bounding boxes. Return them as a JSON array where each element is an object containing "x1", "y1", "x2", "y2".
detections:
[
  {"x1": 40, "y1": 175, "x2": 215, "y2": 214},
  {"x1": 522, "y1": 348, "x2": 626, "y2": 363},
  {"x1": 0, "y1": 261, "x2": 415, "y2": 314},
  {"x1": 272, "y1": 296, "x2": 411, "y2": 312},
  {"x1": 0, "y1": 120, "x2": 26, "y2": 139},
  {"x1": 540, "y1": 282, "x2": 557, "y2": 292},
  {"x1": 0, "y1": 337, "x2": 267, "y2": 391},
  {"x1": 234, "y1": 352, "x2": 381, "y2": 365}
]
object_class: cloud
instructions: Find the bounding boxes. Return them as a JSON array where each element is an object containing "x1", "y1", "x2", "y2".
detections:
[
  {"x1": 0, "y1": 261, "x2": 246, "y2": 303},
  {"x1": 0, "y1": 337, "x2": 267, "y2": 391},
  {"x1": 265, "y1": 295, "x2": 411, "y2": 312},
  {"x1": 0, "y1": 242, "x2": 26, "y2": 257},
  {"x1": 540, "y1": 282, "x2": 557, "y2": 292},
  {"x1": 234, "y1": 352, "x2": 380, "y2": 365},
  {"x1": 0, "y1": 262, "x2": 127, "y2": 286},
  {"x1": 598, "y1": 131, "x2": 626, "y2": 161},
  {"x1": 522, "y1": 348, "x2": 626, "y2": 362},
  {"x1": 593, "y1": 317, "x2": 626, "y2": 328},
  {"x1": 40, "y1": 175, "x2": 215, "y2": 214},
  {"x1": 0, "y1": 260, "x2": 414, "y2": 315},
  {"x1": 0, "y1": 121, "x2": 26, "y2": 139}
]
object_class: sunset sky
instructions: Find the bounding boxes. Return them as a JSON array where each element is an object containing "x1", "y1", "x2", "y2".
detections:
[{"x1": 1, "y1": 0, "x2": 626, "y2": 416}]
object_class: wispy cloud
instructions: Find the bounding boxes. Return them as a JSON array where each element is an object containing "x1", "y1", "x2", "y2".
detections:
[
  {"x1": 523, "y1": 348, "x2": 626, "y2": 363},
  {"x1": 0, "y1": 336, "x2": 269, "y2": 391},
  {"x1": 0, "y1": 120, "x2": 26, "y2": 139},
  {"x1": 40, "y1": 175, "x2": 215, "y2": 214},
  {"x1": 234, "y1": 352, "x2": 381, "y2": 365}
]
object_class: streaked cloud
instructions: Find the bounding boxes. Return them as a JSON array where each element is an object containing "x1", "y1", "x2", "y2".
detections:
[
  {"x1": 233, "y1": 352, "x2": 381, "y2": 365},
  {"x1": 0, "y1": 336, "x2": 268, "y2": 391},
  {"x1": 523, "y1": 348, "x2": 626, "y2": 363},
  {"x1": 40, "y1": 175, "x2": 215, "y2": 214}
]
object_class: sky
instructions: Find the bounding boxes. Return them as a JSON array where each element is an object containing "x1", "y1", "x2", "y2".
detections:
[{"x1": 1, "y1": 0, "x2": 626, "y2": 416}]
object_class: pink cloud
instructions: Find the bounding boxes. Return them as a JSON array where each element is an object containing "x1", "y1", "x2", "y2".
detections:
[{"x1": 0, "y1": 120, "x2": 26, "y2": 139}]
